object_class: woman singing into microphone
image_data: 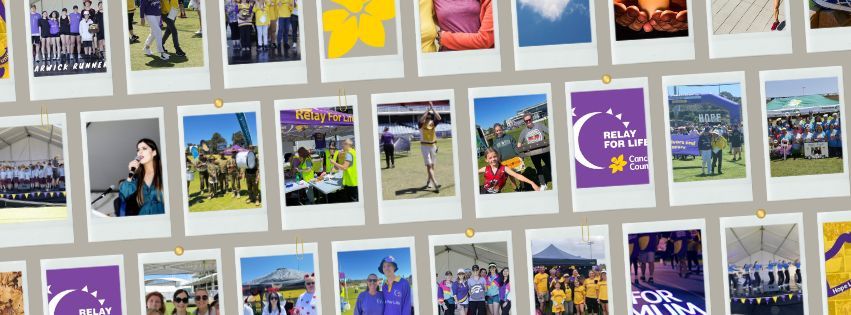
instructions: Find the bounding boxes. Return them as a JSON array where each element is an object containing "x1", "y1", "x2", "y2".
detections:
[{"x1": 119, "y1": 139, "x2": 165, "y2": 216}]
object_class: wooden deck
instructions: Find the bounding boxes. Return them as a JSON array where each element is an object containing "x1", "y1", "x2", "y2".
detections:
[{"x1": 712, "y1": 0, "x2": 786, "y2": 34}]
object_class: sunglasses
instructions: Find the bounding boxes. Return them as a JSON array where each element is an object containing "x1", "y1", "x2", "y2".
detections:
[
  {"x1": 174, "y1": 297, "x2": 189, "y2": 304},
  {"x1": 195, "y1": 295, "x2": 209, "y2": 301},
  {"x1": 524, "y1": 119, "x2": 532, "y2": 122},
  {"x1": 367, "y1": 279, "x2": 379, "y2": 283},
  {"x1": 270, "y1": 297, "x2": 279, "y2": 300},
  {"x1": 306, "y1": 282, "x2": 315, "y2": 285}
]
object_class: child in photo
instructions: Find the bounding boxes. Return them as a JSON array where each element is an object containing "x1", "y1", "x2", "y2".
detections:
[
  {"x1": 478, "y1": 148, "x2": 539, "y2": 194},
  {"x1": 254, "y1": 0, "x2": 272, "y2": 51},
  {"x1": 237, "y1": 0, "x2": 255, "y2": 53},
  {"x1": 79, "y1": 10, "x2": 94, "y2": 59}
]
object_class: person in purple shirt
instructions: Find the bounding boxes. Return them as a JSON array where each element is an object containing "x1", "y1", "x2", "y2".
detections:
[
  {"x1": 140, "y1": 0, "x2": 169, "y2": 60},
  {"x1": 354, "y1": 273, "x2": 384, "y2": 315},
  {"x1": 380, "y1": 127, "x2": 395, "y2": 169},
  {"x1": 30, "y1": 5, "x2": 42, "y2": 61},
  {"x1": 452, "y1": 269, "x2": 469, "y2": 314},
  {"x1": 379, "y1": 256, "x2": 412, "y2": 315},
  {"x1": 48, "y1": 11, "x2": 60, "y2": 60},
  {"x1": 68, "y1": 6, "x2": 82, "y2": 59},
  {"x1": 498, "y1": 267, "x2": 510, "y2": 315}
]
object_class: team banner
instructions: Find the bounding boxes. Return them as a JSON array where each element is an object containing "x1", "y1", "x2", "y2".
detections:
[
  {"x1": 280, "y1": 108, "x2": 354, "y2": 126},
  {"x1": 671, "y1": 134, "x2": 700, "y2": 156}
]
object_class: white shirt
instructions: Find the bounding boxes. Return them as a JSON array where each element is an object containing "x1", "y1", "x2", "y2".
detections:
[
  {"x1": 295, "y1": 291, "x2": 317, "y2": 315},
  {"x1": 80, "y1": 20, "x2": 94, "y2": 41},
  {"x1": 243, "y1": 304, "x2": 254, "y2": 315}
]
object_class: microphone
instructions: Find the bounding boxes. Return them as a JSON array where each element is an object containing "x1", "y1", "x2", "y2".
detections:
[
  {"x1": 129, "y1": 155, "x2": 142, "y2": 178},
  {"x1": 91, "y1": 184, "x2": 115, "y2": 205}
]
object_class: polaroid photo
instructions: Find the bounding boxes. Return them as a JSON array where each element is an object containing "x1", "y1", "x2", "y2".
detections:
[
  {"x1": 41, "y1": 255, "x2": 127, "y2": 315},
  {"x1": 429, "y1": 231, "x2": 515, "y2": 315},
  {"x1": 332, "y1": 237, "x2": 417, "y2": 315},
  {"x1": 121, "y1": 0, "x2": 211, "y2": 95},
  {"x1": 0, "y1": 0, "x2": 16, "y2": 103},
  {"x1": 565, "y1": 77, "x2": 655, "y2": 212},
  {"x1": 706, "y1": 0, "x2": 793, "y2": 59},
  {"x1": 316, "y1": 0, "x2": 404, "y2": 82},
  {"x1": 0, "y1": 113, "x2": 73, "y2": 248},
  {"x1": 805, "y1": 0, "x2": 851, "y2": 53},
  {"x1": 0, "y1": 260, "x2": 29, "y2": 315},
  {"x1": 80, "y1": 108, "x2": 171, "y2": 242},
  {"x1": 662, "y1": 71, "x2": 753, "y2": 206},
  {"x1": 622, "y1": 219, "x2": 710, "y2": 315},
  {"x1": 526, "y1": 225, "x2": 615, "y2": 315},
  {"x1": 275, "y1": 95, "x2": 366, "y2": 230},
  {"x1": 760, "y1": 66, "x2": 850, "y2": 201},
  {"x1": 371, "y1": 90, "x2": 462, "y2": 224},
  {"x1": 218, "y1": 0, "x2": 308, "y2": 88},
  {"x1": 414, "y1": 0, "x2": 500, "y2": 76},
  {"x1": 608, "y1": 0, "x2": 695, "y2": 64},
  {"x1": 138, "y1": 249, "x2": 223, "y2": 315},
  {"x1": 468, "y1": 84, "x2": 558, "y2": 218},
  {"x1": 24, "y1": 0, "x2": 113, "y2": 101},
  {"x1": 235, "y1": 242, "x2": 321, "y2": 315},
  {"x1": 177, "y1": 101, "x2": 268, "y2": 236},
  {"x1": 510, "y1": 0, "x2": 597, "y2": 70},
  {"x1": 817, "y1": 210, "x2": 851, "y2": 314},
  {"x1": 720, "y1": 212, "x2": 808, "y2": 315}
]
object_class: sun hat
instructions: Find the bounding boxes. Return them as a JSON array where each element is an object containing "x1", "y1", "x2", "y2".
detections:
[{"x1": 378, "y1": 256, "x2": 398, "y2": 275}]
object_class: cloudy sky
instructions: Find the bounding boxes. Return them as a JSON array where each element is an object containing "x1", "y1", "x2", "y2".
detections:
[{"x1": 517, "y1": 0, "x2": 592, "y2": 47}]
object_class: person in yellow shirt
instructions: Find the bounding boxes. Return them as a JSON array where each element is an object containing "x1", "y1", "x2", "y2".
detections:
[
  {"x1": 254, "y1": 1, "x2": 272, "y2": 50},
  {"x1": 533, "y1": 267, "x2": 549, "y2": 313},
  {"x1": 266, "y1": 0, "x2": 278, "y2": 49},
  {"x1": 419, "y1": 101, "x2": 442, "y2": 193},
  {"x1": 276, "y1": 0, "x2": 294, "y2": 54},
  {"x1": 550, "y1": 280, "x2": 566, "y2": 314},
  {"x1": 573, "y1": 278, "x2": 586, "y2": 315},
  {"x1": 710, "y1": 131, "x2": 728, "y2": 175},
  {"x1": 419, "y1": 0, "x2": 438, "y2": 52},
  {"x1": 126, "y1": 0, "x2": 140, "y2": 43},
  {"x1": 584, "y1": 270, "x2": 599, "y2": 314},
  {"x1": 598, "y1": 271, "x2": 609, "y2": 315}
]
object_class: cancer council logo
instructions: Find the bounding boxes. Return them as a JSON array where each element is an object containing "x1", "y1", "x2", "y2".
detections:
[{"x1": 46, "y1": 265, "x2": 123, "y2": 315}]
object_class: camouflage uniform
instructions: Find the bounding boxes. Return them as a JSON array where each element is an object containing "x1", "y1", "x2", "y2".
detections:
[
  {"x1": 245, "y1": 154, "x2": 260, "y2": 205},
  {"x1": 206, "y1": 157, "x2": 219, "y2": 199},
  {"x1": 227, "y1": 156, "x2": 240, "y2": 197},
  {"x1": 218, "y1": 156, "x2": 229, "y2": 195},
  {"x1": 197, "y1": 156, "x2": 209, "y2": 192}
]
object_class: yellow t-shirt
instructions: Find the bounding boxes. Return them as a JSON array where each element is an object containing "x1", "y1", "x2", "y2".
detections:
[
  {"x1": 421, "y1": 122, "x2": 437, "y2": 144},
  {"x1": 564, "y1": 287, "x2": 573, "y2": 302},
  {"x1": 584, "y1": 277, "x2": 599, "y2": 298},
  {"x1": 277, "y1": 0, "x2": 293, "y2": 18},
  {"x1": 598, "y1": 280, "x2": 608, "y2": 301},
  {"x1": 533, "y1": 273, "x2": 549, "y2": 294},
  {"x1": 574, "y1": 285, "x2": 586, "y2": 305},
  {"x1": 267, "y1": 0, "x2": 279, "y2": 19},
  {"x1": 254, "y1": 5, "x2": 272, "y2": 26},
  {"x1": 127, "y1": 0, "x2": 137, "y2": 12},
  {"x1": 550, "y1": 289, "x2": 565, "y2": 304},
  {"x1": 418, "y1": 0, "x2": 438, "y2": 52}
]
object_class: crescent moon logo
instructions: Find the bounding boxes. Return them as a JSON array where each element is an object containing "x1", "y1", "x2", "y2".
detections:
[
  {"x1": 573, "y1": 112, "x2": 604, "y2": 170},
  {"x1": 48, "y1": 289, "x2": 76, "y2": 315}
]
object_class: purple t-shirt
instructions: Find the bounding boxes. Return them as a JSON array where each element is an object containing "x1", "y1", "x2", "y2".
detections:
[
  {"x1": 382, "y1": 277, "x2": 412, "y2": 315},
  {"x1": 49, "y1": 19, "x2": 59, "y2": 35},
  {"x1": 354, "y1": 291, "x2": 384, "y2": 315},
  {"x1": 69, "y1": 12, "x2": 81, "y2": 33},
  {"x1": 30, "y1": 12, "x2": 41, "y2": 35},
  {"x1": 434, "y1": 0, "x2": 481, "y2": 33},
  {"x1": 380, "y1": 131, "x2": 394, "y2": 146}
]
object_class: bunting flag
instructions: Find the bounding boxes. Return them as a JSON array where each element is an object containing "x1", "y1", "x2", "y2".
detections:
[
  {"x1": 0, "y1": 191, "x2": 66, "y2": 200},
  {"x1": 732, "y1": 292, "x2": 802, "y2": 304},
  {"x1": 739, "y1": 298, "x2": 747, "y2": 304},
  {"x1": 772, "y1": 296, "x2": 778, "y2": 303}
]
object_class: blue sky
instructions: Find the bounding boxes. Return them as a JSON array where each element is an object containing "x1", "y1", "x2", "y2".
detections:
[
  {"x1": 667, "y1": 83, "x2": 741, "y2": 97},
  {"x1": 337, "y1": 247, "x2": 412, "y2": 281},
  {"x1": 474, "y1": 94, "x2": 547, "y2": 127},
  {"x1": 530, "y1": 235, "x2": 608, "y2": 261},
  {"x1": 517, "y1": 0, "x2": 592, "y2": 47},
  {"x1": 183, "y1": 112, "x2": 258, "y2": 147},
  {"x1": 766, "y1": 77, "x2": 839, "y2": 98},
  {"x1": 240, "y1": 254, "x2": 315, "y2": 284}
]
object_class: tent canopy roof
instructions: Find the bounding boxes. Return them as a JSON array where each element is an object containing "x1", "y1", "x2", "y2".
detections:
[
  {"x1": 0, "y1": 126, "x2": 63, "y2": 152},
  {"x1": 767, "y1": 95, "x2": 840, "y2": 112},
  {"x1": 725, "y1": 224, "x2": 800, "y2": 264},
  {"x1": 144, "y1": 260, "x2": 218, "y2": 276},
  {"x1": 434, "y1": 243, "x2": 508, "y2": 270}
]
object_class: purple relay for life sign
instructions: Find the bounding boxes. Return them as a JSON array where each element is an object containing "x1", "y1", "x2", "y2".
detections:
[
  {"x1": 46, "y1": 265, "x2": 123, "y2": 315},
  {"x1": 571, "y1": 88, "x2": 650, "y2": 188}
]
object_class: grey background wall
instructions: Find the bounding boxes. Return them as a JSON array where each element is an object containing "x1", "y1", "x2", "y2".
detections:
[
  {"x1": 1, "y1": 0, "x2": 849, "y2": 314},
  {"x1": 86, "y1": 118, "x2": 160, "y2": 192}
]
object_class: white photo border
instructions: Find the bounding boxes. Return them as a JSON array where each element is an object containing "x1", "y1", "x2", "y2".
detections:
[
  {"x1": 817, "y1": 210, "x2": 851, "y2": 315},
  {"x1": 234, "y1": 242, "x2": 322, "y2": 315},
  {"x1": 509, "y1": 0, "x2": 598, "y2": 70},
  {"x1": 0, "y1": 260, "x2": 29, "y2": 315},
  {"x1": 705, "y1": 0, "x2": 793, "y2": 59},
  {"x1": 803, "y1": 1, "x2": 851, "y2": 53},
  {"x1": 137, "y1": 249, "x2": 224, "y2": 315},
  {"x1": 607, "y1": 0, "x2": 695, "y2": 65},
  {"x1": 40, "y1": 255, "x2": 127, "y2": 315},
  {"x1": 0, "y1": 0, "x2": 16, "y2": 103}
]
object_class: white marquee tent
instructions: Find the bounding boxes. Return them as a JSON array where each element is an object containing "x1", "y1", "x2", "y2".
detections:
[
  {"x1": 0, "y1": 126, "x2": 63, "y2": 163},
  {"x1": 434, "y1": 243, "x2": 509, "y2": 274},
  {"x1": 725, "y1": 224, "x2": 800, "y2": 266}
]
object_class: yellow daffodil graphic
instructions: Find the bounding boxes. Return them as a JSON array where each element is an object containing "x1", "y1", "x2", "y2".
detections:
[
  {"x1": 323, "y1": 0, "x2": 395, "y2": 58},
  {"x1": 609, "y1": 154, "x2": 627, "y2": 174}
]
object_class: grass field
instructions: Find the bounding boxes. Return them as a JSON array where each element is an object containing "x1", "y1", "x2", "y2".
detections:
[
  {"x1": 0, "y1": 206, "x2": 66, "y2": 224},
  {"x1": 380, "y1": 138, "x2": 456, "y2": 200},
  {"x1": 672, "y1": 153, "x2": 747, "y2": 182},
  {"x1": 129, "y1": 9, "x2": 205, "y2": 71},
  {"x1": 340, "y1": 285, "x2": 366, "y2": 315},
  {"x1": 477, "y1": 121, "x2": 554, "y2": 192},
  {"x1": 187, "y1": 157, "x2": 262, "y2": 212},
  {"x1": 770, "y1": 157, "x2": 844, "y2": 177}
]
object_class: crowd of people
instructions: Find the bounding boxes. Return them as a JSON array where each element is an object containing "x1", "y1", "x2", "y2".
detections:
[
  {"x1": 239, "y1": 274, "x2": 318, "y2": 315},
  {"x1": 29, "y1": 1, "x2": 106, "y2": 63},
  {"x1": 0, "y1": 158, "x2": 65, "y2": 194},
  {"x1": 224, "y1": 0, "x2": 301, "y2": 59},
  {"x1": 186, "y1": 146, "x2": 262, "y2": 207},
  {"x1": 670, "y1": 123, "x2": 745, "y2": 176},
  {"x1": 727, "y1": 260, "x2": 802, "y2": 298},
  {"x1": 479, "y1": 115, "x2": 550, "y2": 194},
  {"x1": 433, "y1": 262, "x2": 511, "y2": 315},
  {"x1": 145, "y1": 288, "x2": 220, "y2": 315},
  {"x1": 768, "y1": 112, "x2": 842, "y2": 160},
  {"x1": 532, "y1": 265, "x2": 608, "y2": 315}
]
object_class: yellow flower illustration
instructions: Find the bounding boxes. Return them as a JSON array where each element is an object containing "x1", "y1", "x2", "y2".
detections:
[
  {"x1": 609, "y1": 154, "x2": 626, "y2": 174},
  {"x1": 323, "y1": 0, "x2": 395, "y2": 58}
]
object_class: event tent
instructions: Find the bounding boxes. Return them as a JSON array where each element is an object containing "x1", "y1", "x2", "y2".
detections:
[
  {"x1": 280, "y1": 108, "x2": 354, "y2": 143},
  {"x1": 766, "y1": 95, "x2": 840, "y2": 117},
  {"x1": 669, "y1": 94, "x2": 743, "y2": 124},
  {"x1": 532, "y1": 244, "x2": 598, "y2": 267},
  {"x1": 0, "y1": 126, "x2": 63, "y2": 162},
  {"x1": 434, "y1": 243, "x2": 508, "y2": 273},
  {"x1": 725, "y1": 225, "x2": 800, "y2": 266},
  {"x1": 144, "y1": 260, "x2": 219, "y2": 297}
]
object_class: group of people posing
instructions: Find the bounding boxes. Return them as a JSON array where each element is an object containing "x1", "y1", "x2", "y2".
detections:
[
  {"x1": 350, "y1": 256, "x2": 414, "y2": 315},
  {"x1": 480, "y1": 115, "x2": 551, "y2": 194},
  {"x1": 29, "y1": 1, "x2": 105, "y2": 63},
  {"x1": 145, "y1": 288, "x2": 220, "y2": 315},
  {"x1": 0, "y1": 158, "x2": 65, "y2": 194},
  {"x1": 671, "y1": 123, "x2": 745, "y2": 176},
  {"x1": 241, "y1": 274, "x2": 319, "y2": 315},
  {"x1": 533, "y1": 266, "x2": 608, "y2": 315},
  {"x1": 728, "y1": 260, "x2": 802, "y2": 297},
  {"x1": 225, "y1": 0, "x2": 300, "y2": 58},
  {"x1": 768, "y1": 112, "x2": 842, "y2": 160},
  {"x1": 434, "y1": 263, "x2": 511, "y2": 315},
  {"x1": 188, "y1": 148, "x2": 261, "y2": 207}
]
